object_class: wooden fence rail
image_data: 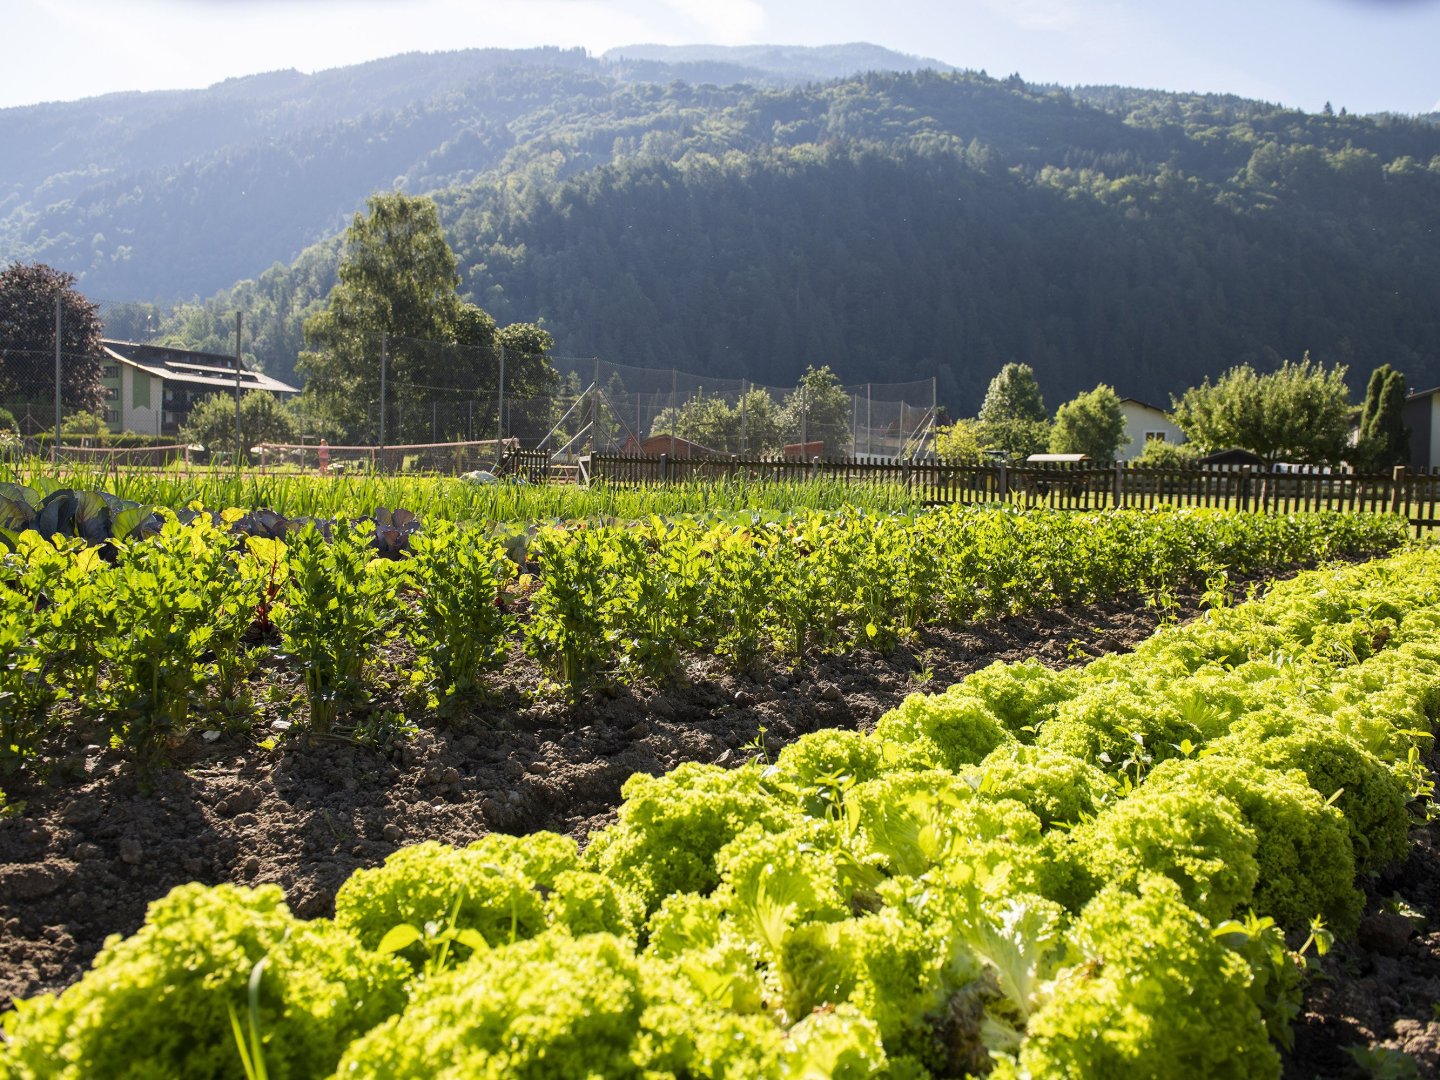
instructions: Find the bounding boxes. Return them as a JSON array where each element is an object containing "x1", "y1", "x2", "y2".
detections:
[{"x1": 578, "y1": 454, "x2": 1439, "y2": 530}]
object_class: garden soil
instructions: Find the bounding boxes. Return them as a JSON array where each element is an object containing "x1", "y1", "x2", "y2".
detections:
[{"x1": 1, "y1": 584, "x2": 1437, "y2": 1077}]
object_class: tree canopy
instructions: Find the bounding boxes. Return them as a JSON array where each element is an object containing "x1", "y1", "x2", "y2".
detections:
[
  {"x1": 297, "y1": 193, "x2": 501, "y2": 443},
  {"x1": 1354, "y1": 364, "x2": 1410, "y2": 471},
  {"x1": 783, "y1": 366, "x2": 853, "y2": 454},
  {"x1": 1049, "y1": 384, "x2": 1126, "y2": 461},
  {"x1": 1170, "y1": 356, "x2": 1353, "y2": 465},
  {"x1": 181, "y1": 390, "x2": 299, "y2": 461},
  {"x1": 976, "y1": 362, "x2": 1050, "y2": 459},
  {"x1": 0, "y1": 263, "x2": 105, "y2": 417}
]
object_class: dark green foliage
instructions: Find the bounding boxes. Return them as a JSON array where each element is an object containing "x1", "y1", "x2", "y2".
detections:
[
  {"x1": 1355, "y1": 364, "x2": 1411, "y2": 471},
  {"x1": 181, "y1": 389, "x2": 299, "y2": 461},
  {"x1": 7, "y1": 57, "x2": 1438, "y2": 410},
  {"x1": 0, "y1": 263, "x2": 105, "y2": 415}
]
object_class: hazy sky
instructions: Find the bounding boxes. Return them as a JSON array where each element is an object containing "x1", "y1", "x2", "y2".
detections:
[{"x1": 5, "y1": 0, "x2": 1438, "y2": 115}]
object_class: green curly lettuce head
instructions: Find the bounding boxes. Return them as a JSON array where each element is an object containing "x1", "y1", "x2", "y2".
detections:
[
  {"x1": 544, "y1": 868, "x2": 645, "y2": 938},
  {"x1": 582, "y1": 761, "x2": 806, "y2": 912},
  {"x1": 872, "y1": 688, "x2": 1014, "y2": 770},
  {"x1": 847, "y1": 770, "x2": 1047, "y2": 893},
  {"x1": 1145, "y1": 756, "x2": 1362, "y2": 936},
  {"x1": 768, "y1": 728, "x2": 885, "y2": 815},
  {"x1": 958, "y1": 658, "x2": 1078, "y2": 740},
  {"x1": 1214, "y1": 716, "x2": 1412, "y2": 875},
  {"x1": 976, "y1": 743, "x2": 1108, "y2": 828},
  {"x1": 1, "y1": 883, "x2": 408, "y2": 1080},
  {"x1": 333, "y1": 841, "x2": 547, "y2": 963},
  {"x1": 1018, "y1": 875, "x2": 1280, "y2": 1080},
  {"x1": 1068, "y1": 784, "x2": 1260, "y2": 923},
  {"x1": 334, "y1": 931, "x2": 652, "y2": 1079},
  {"x1": 1035, "y1": 679, "x2": 1199, "y2": 768},
  {"x1": 465, "y1": 830, "x2": 579, "y2": 888}
]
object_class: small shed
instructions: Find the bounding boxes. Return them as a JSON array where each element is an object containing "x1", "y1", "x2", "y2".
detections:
[{"x1": 1198, "y1": 448, "x2": 1265, "y2": 467}]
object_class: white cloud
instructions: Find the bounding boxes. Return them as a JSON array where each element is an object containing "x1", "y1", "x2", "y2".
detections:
[
  {"x1": 660, "y1": 0, "x2": 767, "y2": 42},
  {"x1": 979, "y1": 0, "x2": 1084, "y2": 32}
]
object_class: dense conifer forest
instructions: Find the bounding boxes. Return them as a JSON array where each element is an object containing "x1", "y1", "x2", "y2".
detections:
[{"x1": 3, "y1": 45, "x2": 1438, "y2": 409}]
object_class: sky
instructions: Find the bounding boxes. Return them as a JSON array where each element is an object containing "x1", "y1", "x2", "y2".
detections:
[{"x1": 3, "y1": 0, "x2": 1439, "y2": 116}]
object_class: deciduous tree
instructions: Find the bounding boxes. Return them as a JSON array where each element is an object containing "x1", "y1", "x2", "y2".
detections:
[
  {"x1": 1049, "y1": 383, "x2": 1126, "y2": 461},
  {"x1": 782, "y1": 365, "x2": 852, "y2": 454},
  {"x1": 0, "y1": 263, "x2": 105, "y2": 415},
  {"x1": 1171, "y1": 355, "x2": 1352, "y2": 465}
]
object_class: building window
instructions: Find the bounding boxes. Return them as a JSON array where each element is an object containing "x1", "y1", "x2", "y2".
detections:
[
  {"x1": 104, "y1": 409, "x2": 120, "y2": 424},
  {"x1": 1144, "y1": 431, "x2": 1167, "y2": 443},
  {"x1": 103, "y1": 364, "x2": 119, "y2": 379},
  {"x1": 104, "y1": 386, "x2": 119, "y2": 401}
]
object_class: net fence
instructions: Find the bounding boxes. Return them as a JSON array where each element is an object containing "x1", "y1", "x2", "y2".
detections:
[{"x1": 3, "y1": 300, "x2": 938, "y2": 472}]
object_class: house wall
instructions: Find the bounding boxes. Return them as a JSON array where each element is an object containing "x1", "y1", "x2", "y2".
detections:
[
  {"x1": 119, "y1": 367, "x2": 163, "y2": 436},
  {"x1": 1118, "y1": 402, "x2": 1186, "y2": 460}
]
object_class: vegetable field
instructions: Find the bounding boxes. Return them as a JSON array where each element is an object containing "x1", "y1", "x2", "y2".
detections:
[{"x1": 0, "y1": 496, "x2": 1436, "y2": 1077}]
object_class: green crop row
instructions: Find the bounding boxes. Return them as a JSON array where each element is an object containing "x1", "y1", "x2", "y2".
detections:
[
  {"x1": 4, "y1": 545, "x2": 1436, "y2": 1078},
  {"x1": 0, "y1": 507, "x2": 1406, "y2": 786},
  {"x1": 1, "y1": 459, "x2": 930, "y2": 521}
]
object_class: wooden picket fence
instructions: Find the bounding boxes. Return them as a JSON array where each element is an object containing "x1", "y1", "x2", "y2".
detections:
[{"x1": 578, "y1": 453, "x2": 1440, "y2": 531}]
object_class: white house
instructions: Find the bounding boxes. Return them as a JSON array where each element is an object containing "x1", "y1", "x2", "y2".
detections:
[
  {"x1": 1117, "y1": 397, "x2": 1185, "y2": 460},
  {"x1": 100, "y1": 340, "x2": 299, "y2": 436}
]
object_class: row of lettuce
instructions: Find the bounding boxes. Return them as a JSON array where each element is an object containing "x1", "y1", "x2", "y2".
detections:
[
  {"x1": 0, "y1": 505, "x2": 1408, "y2": 783},
  {"x1": 3, "y1": 545, "x2": 1435, "y2": 1077}
]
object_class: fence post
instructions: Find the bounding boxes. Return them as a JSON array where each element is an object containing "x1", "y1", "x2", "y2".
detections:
[
  {"x1": 660, "y1": 453, "x2": 670, "y2": 484},
  {"x1": 998, "y1": 462, "x2": 1009, "y2": 501},
  {"x1": 1391, "y1": 464, "x2": 1407, "y2": 516},
  {"x1": 1238, "y1": 467, "x2": 1252, "y2": 513},
  {"x1": 1112, "y1": 461, "x2": 1123, "y2": 508}
]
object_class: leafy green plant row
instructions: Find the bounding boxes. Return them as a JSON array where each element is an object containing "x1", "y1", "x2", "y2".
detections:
[
  {"x1": 519, "y1": 506, "x2": 1406, "y2": 687},
  {"x1": 2, "y1": 460, "x2": 930, "y2": 522},
  {"x1": 4, "y1": 546, "x2": 1437, "y2": 1078},
  {"x1": 0, "y1": 506, "x2": 1405, "y2": 783},
  {"x1": 0, "y1": 478, "x2": 421, "y2": 555}
]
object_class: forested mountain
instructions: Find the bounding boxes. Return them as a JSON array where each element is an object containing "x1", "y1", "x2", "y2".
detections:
[{"x1": 3, "y1": 46, "x2": 1439, "y2": 411}]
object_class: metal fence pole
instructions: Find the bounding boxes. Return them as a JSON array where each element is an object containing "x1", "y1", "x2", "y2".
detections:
[
  {"x1": 378, "y1": 331, "x2": 388, "y2": 453},
  {"x1": 234, "y1": 311, "x2": 243, "y2": 465},
  {"x1": 53, "y1": 294, "x2": 61, "y2": 463}
]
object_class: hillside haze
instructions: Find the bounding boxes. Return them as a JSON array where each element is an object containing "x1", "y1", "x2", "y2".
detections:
[{"x1": 2, "y1": 44, "x2": 1439, "y2": 412}]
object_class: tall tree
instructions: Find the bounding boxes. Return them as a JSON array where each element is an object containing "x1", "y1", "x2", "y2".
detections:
[
  {"x1": 1049, "y1": 383, "x2": 1126, "y2": 460},
  {"x1": 297, "y1": 193, "x2": 504, "y2": 443},
  {"x1": 976, "y1": 362, "x2": 1049, "y2": 459},
  {"x1": 1171, "y1": 355, "x2": 1353, "y2": 464},
  {"x1": 0, "y1": 263, "x2": 105, "y2": 416},
  {"x1": 782, "y1": 365, "x2": 852, "y2": 454},
  {"x1": 1354, "y1": 364, "x2": 1410, "y2": 471}
]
